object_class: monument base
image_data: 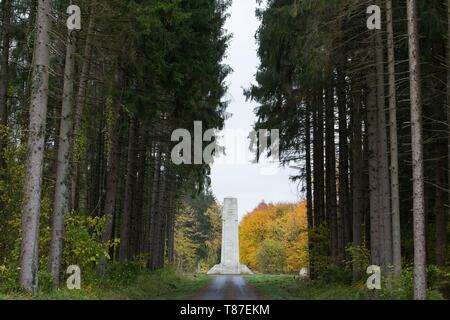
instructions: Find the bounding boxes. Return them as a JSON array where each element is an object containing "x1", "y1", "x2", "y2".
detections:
[{"x1": 207, "y1": 263, "x2": 254, "y2": 275}]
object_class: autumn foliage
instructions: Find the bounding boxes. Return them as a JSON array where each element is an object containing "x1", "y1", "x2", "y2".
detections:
[{"x1": 239, "y1": 202, "x2": 309, "y2": 274}]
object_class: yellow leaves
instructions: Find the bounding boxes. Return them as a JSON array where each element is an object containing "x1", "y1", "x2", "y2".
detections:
[
  {"x1": 109, "y1": 238, "x2": 121, "y2": 248},
  {"x1": 239, "y1": 201, "x2": 309, "y2": 273},
  {"x1": 0, "y1": 265, "x2": 7, "y2": 274},
  {"x1": 62, "y1": 212, "x2": 110, "y2": 269}
]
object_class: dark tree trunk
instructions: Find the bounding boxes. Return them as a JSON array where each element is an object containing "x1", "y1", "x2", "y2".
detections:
[
  {"x1": 147, "y1": 146, "x2": 162, "y2": 270},
  {"x1": 367, "y1": 66, "x2": 381, "y2": 266},
  {"x1": 325, "y1": 86, "x2": 338, "y2": 263},
  {"x1": 352, "y1": 89, "x2": 364, "y2": 282},
  {"x1": 166, "y1": 185, "x2": 176, "y2": 264},
  {"x1": 143, "y1": 143, "x2": 156, "y2": 256},
  {"x1": 156, "y1": 166, "x2": 168, "y2": 268},
  {"x1": 0, "y1": 0, "x2": 11, "y2": 168},
  {"x1": 119, "y1": 117, "x2": 138, "y2": 263},
  {"x1": 313, "y1": 92, "x2": 325, "y2": 227},
  {"x1": 98, "y1": 108, "x2": 123, "y2": 271},
  {"x1": 435, "y1": 158, "x2": 447, "y2": 267},
  {"x1": 130, "y1": 128, "x2": 148, "y2": 258},
  {"x1": 375, "y1": 28, "x2": 393, "y2": 269},
  {"x1": 305, "y1": 103, "x2": 315, "y2": 277},
  {"x1": 71, "y1": 9, "x2": 95, "y2": 211},
  {"x1": 337, "y1": 70, "x2": 350, "y2": 262}
]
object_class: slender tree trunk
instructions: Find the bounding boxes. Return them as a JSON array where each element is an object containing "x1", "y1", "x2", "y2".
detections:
[
  {"x1": 305, "y1": 103, "x2": 314, "y2": 277},
  {"x1": 325, "y1": 86, "x2": 338, "y2": 263},
  {"x1": 20, "y1": 0, "x2": 53, "y2": 294},
  {"x1": 352, "y1": 89, "x2": 364, "y2": 282},
  {"x1": 149, "y1": 156, "x2": 164, "y2": 270},
  {"x1": 20, "y1": 0, "x2": 38, "y2": 143},
  {"x1": 406, "y1": 0, "x2": 427, "y2": 300},
  {"x1": 375, "y1": 28, "x2": 393, "y2": 270},
  {"x1": 71, "y1": 9, "x2": 95, "y2": 211},
  {"x1": 386, "y1": 0, "x2": 402, "y2": 276},
  {"x1": 166, "y1": 186, "x2": 176, "y2": 264},
  {"x1": 0, "y1": 0, "x2": 11, "y2": 168},
  {"x1": 362, "y1": 120, "x2": 371, "y2": 249},
  {"x1": 142, "y1": 144, "x2": 155, "y2": 255},
  {"x1": 98, "y1": 108, "x2": 122, "y2": 271},
  {"x1": 49, "y1": 30, "x2": 76, "y2": 287},
  {"x1": 435, "y1": 158, "x2": 446, "y2": 266},
  {"x1": 156, "y1": 166, "x2": 168, "y2": 268},
  {"x1": 438, "y1": 0, "x2": 450, "y2": 268},
  {"x1": 313, "y1": 93, "x2": 325, "y2": 227},
  {"x1": 367, "y1": 65, "x2": 381, "y2": 267},
  {"x1": 147, "y1": 146, "x2": 161, "y2": 270},
  {"x1": 337, "y1": 70, "x2": 349, "y2": 262},
  {"x1": 119, "y1": 117, "x2": 138, "y2": 263},
  {"x1": 131, "y1": 128, "x2": 148, "y2": 258}
]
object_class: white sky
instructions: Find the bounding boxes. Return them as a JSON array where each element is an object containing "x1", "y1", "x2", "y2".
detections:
[{"x1": 210, "y1": 0, "x2": 299, "y2": 220}]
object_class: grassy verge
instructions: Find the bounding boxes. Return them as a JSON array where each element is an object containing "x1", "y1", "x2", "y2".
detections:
[
  {"x1": 0, "y1": 268, "x2": 211, "y2": 300},
  {"x1": 245, "y1": 275, "x2": 372, "y2": 300},
  {"x1": 244, "y1": 274, "x2": 444, "y2": 300}
]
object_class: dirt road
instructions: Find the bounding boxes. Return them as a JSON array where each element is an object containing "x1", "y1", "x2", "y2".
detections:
[{"x1": 193, "y1": 275, "x2": 260, "y2": 300}]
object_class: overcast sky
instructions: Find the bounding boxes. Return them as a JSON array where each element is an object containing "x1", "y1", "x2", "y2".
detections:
[{"x1": 210, "y1": 0, "x2": 299, "y2": 220}]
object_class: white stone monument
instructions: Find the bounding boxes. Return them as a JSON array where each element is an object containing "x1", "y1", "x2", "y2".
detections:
[{"x1": 208, "y1": 198, "x2": 253, "y2": 275}]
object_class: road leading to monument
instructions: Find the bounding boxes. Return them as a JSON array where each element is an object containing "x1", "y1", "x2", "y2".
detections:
[{"x1": 193, "y1": 275, "x2": 260, "y2": 300}]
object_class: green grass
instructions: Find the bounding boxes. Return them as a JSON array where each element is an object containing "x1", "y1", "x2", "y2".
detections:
[
  {"x1": 245, "y1": 274, "x2": 380, "y2": 300},
  {"x1": 0, "y1": 268, "x2": 211, "y2": 300},
  {"x1": 245, "y1": 274, "x2": 445, "y2": 300}
]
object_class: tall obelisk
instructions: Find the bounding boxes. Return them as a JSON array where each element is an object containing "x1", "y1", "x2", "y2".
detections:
[{"x1": 207, "y1": 198, "x2": 253, "y2": 275}]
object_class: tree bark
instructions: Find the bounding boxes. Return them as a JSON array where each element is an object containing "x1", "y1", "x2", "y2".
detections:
[
  {"x1": 367, "y1": 65, "x2": 381, "y2": 267},
  {"x1": 352, "y1": 89, "x2": 364, "y2": 282},
  {"x1": 305, "y1": 103, "x2": 315, "y2": 277},
  {"x1": 0, "y1": 0, "x2": 11, "y2": 168},
  {"x1": 325, "y1": 86, "x2": 338, "y2": 263},
  {"x1": 156, "y1": 166, "x2": 168, "y2": 268},
  {"x1": 98, "y1": 107, "x2": 123, "y2": 271},
  {"x1": 147, "y1": 146, "x2": 162, "y2": 270},
  {"x1": 435, "y1": 158, "x2": 446, "y2": 267},
  {"x1": 337, "y1": 70, "x2": 350, "y2": 262},
  {"x1": 20, "y1": 0, "x2": 53, "y2": 294},
  {"x1": 165, "y1": 186, "x2": 176, "y2": 264},
  {"x1": 49, "y1": 29, "x2": 76, "y2": 287},
  {"x1": 438, "y1": 0, "x2": 450, "y2": 269},
  {"x1": 70, "y1": 9, "x2": 95, "y2": 211},
  {"x1": 119, "y1": 117, "x2": 138, "y2": 263},
  {"x1": 131, "y1": 128, "x2": 148, "y2": 258},
  {"x1": 375, "y1": 27, "x2": 393, "y2": 269},
  {"x1": 313, "y1": 92, "x2": 325, "y2": 227},
  {"x1": 386, "y1": 0, "x2": 402, "y2": 276},
  {"x1": 406, "y1": 0, "x2": 427, "y2": 300}
]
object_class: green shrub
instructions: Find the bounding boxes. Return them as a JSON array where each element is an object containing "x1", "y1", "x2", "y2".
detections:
[
  {"x1": 380, "y1": 265, "x2": 445, "y2": 300},
  {"x1": 62, "y1": 212, "x2": 112, "y2": 273},
  {"x1": 345, "y1": 243, "x2": 370, "y2": 278},
  {"x1": 256, "y1": 239, "x2": 286, "y2": 274}
]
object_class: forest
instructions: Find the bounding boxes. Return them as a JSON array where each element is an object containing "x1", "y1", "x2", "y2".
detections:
[
  {"x1": 247, "y1": 0, "x2": 450, "y2": 299},
  {"x1": 1, "y1": 0, "x2": 450, "y2": 302},
  {"x1": 0, "y1": 0, "x2": 231, "y2": 296}
]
